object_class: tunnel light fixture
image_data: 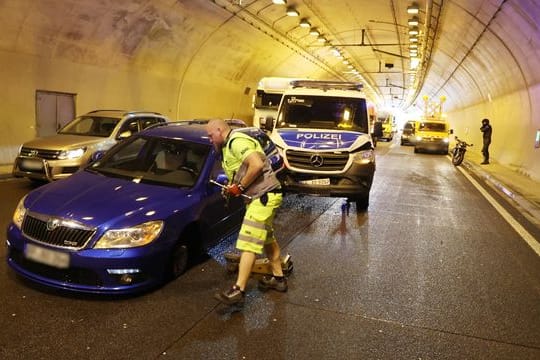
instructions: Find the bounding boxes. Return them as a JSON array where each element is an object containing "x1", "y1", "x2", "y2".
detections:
[
  {"x1": 409, "y1": 44, "x2": 418, "y2": 49},
  {"x1": 317, "y1": 35, "x2": 326, "y2": 43},
  {"x1": 309, "y1": 28, "x2": 320, "y2": 36},
  {"x1": 286, "y1": 7, "x2": 299, "y2": 16},
  {"x1": 272, "y1": 0, "x2": 287, "y2": 4},
  {"x1": 299, "y1": 18, "x2": 311, "y2": 28},
  {"x1": 409, "y1": 26, "x2": 419, "y2": 35},
  {"x1": 343, "y1": 59, "x2": 350, "y2": 65},
  {"x1": 408, "y1": 16, "x2": 419, "y2": 26},
  {"x1": 407, "y1": 3, "x2": 419, "y2": 14},
  {"x1": 409, "y1": 36, "x2": 418, "y2": 43}
]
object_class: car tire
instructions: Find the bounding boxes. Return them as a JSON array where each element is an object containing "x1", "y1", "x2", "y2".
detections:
[
  {"x1": 414, "y1": 147, "x2": 419, "y2": 153},
  {"x1": 169, "y1": 242, "x2": 189, "y2": 279}
]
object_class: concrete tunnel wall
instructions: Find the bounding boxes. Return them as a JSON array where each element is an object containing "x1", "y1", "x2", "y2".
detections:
[{"x1": 0, "y1": 0, "x2": 539, "y2": 181}]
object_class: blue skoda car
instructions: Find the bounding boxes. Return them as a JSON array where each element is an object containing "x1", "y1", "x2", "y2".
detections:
[{"x1": 6, "y1": 121, "x2": 280, "y2": 295}]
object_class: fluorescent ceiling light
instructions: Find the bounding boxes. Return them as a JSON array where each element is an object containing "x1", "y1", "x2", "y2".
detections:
[
  {"x1": 410, "y1": 36, "x2": 418, "y2": 43},
  {"x1": 317, "y1": 36, "x2": 326, "y2": 43},
  {"x1": 409, "y1": 26, "x2": 419, "y2": 35},
  {"x1": 407, "y1": 3, "x2": 419, "y2": 14},
  {"x1": 272, "y1": 0, "x2": 287, "y2": 4},
  {"x1": 299, "y1": 18, "x2": 311, "y2": 27},
  {"x1": 309, "y1": 28, "x2": 320, "y2": 36},
  {"x1": 286, "y1": 7, "x2": 299, "y2": 16},
  {"x1": 408, "y1": 16, "x2": 419, "y2": 26}
]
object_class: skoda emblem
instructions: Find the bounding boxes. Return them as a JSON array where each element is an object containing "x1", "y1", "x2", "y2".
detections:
[
  {"x1": 46, "y1": 219, "x2": 60, "y2": 231},
  {"x1": 29, "y1": 150, "x2": 39, "y2": 157},
  {"x1": 310, "y1": 154, "x2": 324, "y2": 167}
]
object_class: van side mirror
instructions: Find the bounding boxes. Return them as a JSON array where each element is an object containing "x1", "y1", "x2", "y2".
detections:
[{"x1": 261, "y1": 116, "x2": 274, "y2": 131}]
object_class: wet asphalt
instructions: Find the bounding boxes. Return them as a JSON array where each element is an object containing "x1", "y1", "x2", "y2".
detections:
[{"x1": 1, "y1": 141, "x2": 539, "y2": 359}]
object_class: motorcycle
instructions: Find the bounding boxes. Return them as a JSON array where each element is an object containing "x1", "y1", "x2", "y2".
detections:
[{"x1": 451, "y1": 136, "x2": 473, "y2": 166}]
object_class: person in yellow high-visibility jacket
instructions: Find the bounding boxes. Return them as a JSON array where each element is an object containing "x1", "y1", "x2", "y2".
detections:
[{"x1": 206, "y1": 119, "x2": 287, "y2": 306}]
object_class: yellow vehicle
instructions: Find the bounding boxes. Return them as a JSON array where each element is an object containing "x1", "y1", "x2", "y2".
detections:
[{"x1": 413, "y1": 118, "x2": 452, "y2": 154}]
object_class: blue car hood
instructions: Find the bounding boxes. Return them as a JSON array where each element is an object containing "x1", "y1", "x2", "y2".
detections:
[
  {"x1": 275, "y1": 128, "x2": 368, "y2": 150},
  {"x1": 25, "y1": 171, "x2": 194, "y2": 228}
]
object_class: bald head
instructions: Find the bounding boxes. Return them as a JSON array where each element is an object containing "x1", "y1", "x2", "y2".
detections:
[{"x1": 206, "y1": 118, "x2": 231, "y2": 148}]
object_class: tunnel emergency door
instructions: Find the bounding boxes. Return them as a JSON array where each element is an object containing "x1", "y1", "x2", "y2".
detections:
[{"x1": 35, "y1": 90, "x2": 76, "y2": 137}]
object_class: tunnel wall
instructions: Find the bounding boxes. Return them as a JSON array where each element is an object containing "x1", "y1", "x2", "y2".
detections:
[{"x1": 447, "y1": 83, "x2": 540, "y2": 181}]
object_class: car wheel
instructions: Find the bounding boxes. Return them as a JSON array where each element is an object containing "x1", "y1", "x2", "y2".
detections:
[
  {"x1": 414, "y1": 147, "x2": 419, "y2": 153},
  {"x1": 169, "y1": 242, "x2": 189, "y2": 279}
]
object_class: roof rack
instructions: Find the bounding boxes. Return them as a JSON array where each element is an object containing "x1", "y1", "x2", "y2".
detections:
[{"x1": 290, "y1": 80, "x2": 363, "y2": 91}]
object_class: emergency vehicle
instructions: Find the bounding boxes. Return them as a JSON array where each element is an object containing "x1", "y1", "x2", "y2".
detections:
[{"x1": 261, "y1": 80, "x2": 376, "y2": 210}]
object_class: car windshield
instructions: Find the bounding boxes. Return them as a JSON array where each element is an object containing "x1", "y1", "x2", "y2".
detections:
[
  {"x1": 59, "y1": 116, "x2": 120, "y2": 137},
  {"x1": 88, "y1": 135, "x2": 211, "y2": 187},
  {"x1": 276, "y1": 95, "x2": 369, "y2": 132},
  {"x1": 419, "y1": 122, "x2": 446, "y2": 132}
]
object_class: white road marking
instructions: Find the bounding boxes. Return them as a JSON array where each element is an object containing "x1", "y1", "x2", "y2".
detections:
[{"x1": 457, "y1": 166, "x2": 540, "y2": 256}]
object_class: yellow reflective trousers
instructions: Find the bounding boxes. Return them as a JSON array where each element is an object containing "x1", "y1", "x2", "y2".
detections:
[{"x1": 236, "y1": 192, "x2": 282, "y2": 254}]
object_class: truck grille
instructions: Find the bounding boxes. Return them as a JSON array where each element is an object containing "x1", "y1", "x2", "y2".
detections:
[
  {"x1": 22, "y1": 214, "x2": 95, "y2": 249},
  {"x1": 285, "y1": 150, "x2": 349, "y2": 171},
  {"x1": 20, "y1": 147, "x2": 61, "y2": 160}
]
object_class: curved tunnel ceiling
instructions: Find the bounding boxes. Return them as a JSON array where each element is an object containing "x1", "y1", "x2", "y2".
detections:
[{"x1": 0, "y1": 0, "x2": 538, "y2": 121}]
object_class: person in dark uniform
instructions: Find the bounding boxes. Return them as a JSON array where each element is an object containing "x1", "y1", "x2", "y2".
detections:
[{"x1": 480, "y1": 118, "x2": 492, "y2": 164}]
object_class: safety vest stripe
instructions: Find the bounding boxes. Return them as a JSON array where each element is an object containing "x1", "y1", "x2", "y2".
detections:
[
  {"x1": 238, "y1": 233, "x2": 265, "y2": 246},
  {"x1": 242, "y1": 219, "x2": 266, "y2": 230}
]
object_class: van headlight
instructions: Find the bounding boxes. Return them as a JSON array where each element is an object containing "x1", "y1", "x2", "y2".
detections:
[
  {"x1": 352, "y1": 149, "x2": 374, "y2": 164},
  {"x1": 94, "y1": 221, "x2": 164, "y2": 249},
  {"x1": 12, "y1": 195, "x2": 27, "y2": 229},
  {"x1": 58, "y1": 147, "x2": 87, "y2": 160}
]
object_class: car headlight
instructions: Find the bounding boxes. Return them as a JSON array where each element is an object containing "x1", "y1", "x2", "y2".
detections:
[
  {"x1": 416, "y1": 136, "x2": 423, "y2": 141},
  {"x1": 94, "y1": 220, "x2": 164, "y2": 249},
  {"x1": 58, "y1": 147, "x2": 87, "y2": 160},
  {"x1": 352, "y1": 149, "x2": 375, "y2": 164},
  {"x1": 12, "y1": 195, "x2": 27, "y2": 229},
  {"x1": 443, "y1": 137, "x2": 449, "y2": 143}
]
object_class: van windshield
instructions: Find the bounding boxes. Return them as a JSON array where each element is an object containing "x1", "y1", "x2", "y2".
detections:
[
  {"x1": 418, "y1": 122, "x2": 446, "y2": 132},
  {"x1": 276, "y1": 95, "x2": 369, "y2": 132}
]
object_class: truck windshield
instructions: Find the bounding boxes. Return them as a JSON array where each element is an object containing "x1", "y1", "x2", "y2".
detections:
[{"x1": 276, "y1": 95, "x2": 369, "y2": 132}]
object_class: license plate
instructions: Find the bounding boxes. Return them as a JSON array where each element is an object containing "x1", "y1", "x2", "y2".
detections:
[
  {"x1": 300, "y1": 178, "x2": 330, "y2": 185},
  {"x1": 21, "y1": 159, "x2": 44, "y2": 170},
  {"x1": 25, "y1": 243, "x2": 70, "y2": 269}
]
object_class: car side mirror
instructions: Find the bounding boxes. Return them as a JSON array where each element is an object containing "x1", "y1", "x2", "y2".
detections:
[
  {"x1": 214, "y1": 173, "x2": 229, "y2": 185},
  {"x1": 449, "y1": 129, "x2": 454, "y2": 134},
  {"x1": 117, "y1": 131, "x2": 132, "y2": 140},
  {"x1": 87, "y1": 150, "x2": 106, "y2": 165}
]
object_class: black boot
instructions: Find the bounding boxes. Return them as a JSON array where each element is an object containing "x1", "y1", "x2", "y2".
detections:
[{"x1": 214, "y1": 285, "x2": 245, "y2": 305}]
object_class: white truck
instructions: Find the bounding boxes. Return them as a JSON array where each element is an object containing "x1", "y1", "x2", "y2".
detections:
[
  {"x1": 252, "y1": 77, "x2": 305, "y2": 128},
  {"x1": 262, "y1": 80, "x2": 376, "y2": 210}
]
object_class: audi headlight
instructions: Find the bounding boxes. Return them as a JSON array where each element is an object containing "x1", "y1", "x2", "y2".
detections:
[
  {"x1": 58, "y1": 147, "x2": 87, "y2": 160},
  {"x1": 12, "y1": 195, "x2": 27, "y2": 229},
  {"x1": 352, "y1": 149, "x2": 375, "y2": 164},
  {"x1": 94, "y1": 220, "x2": 164, "y2": 249}
]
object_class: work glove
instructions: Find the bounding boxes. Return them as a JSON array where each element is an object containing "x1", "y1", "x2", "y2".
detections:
[{"x1": 225, "y1": 183, "x2": 244, "y2": 197}]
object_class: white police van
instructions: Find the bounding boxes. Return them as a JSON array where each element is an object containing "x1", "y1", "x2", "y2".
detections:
[{"x1": 262, "y1": 80, "x2": 376, "y2": 209}]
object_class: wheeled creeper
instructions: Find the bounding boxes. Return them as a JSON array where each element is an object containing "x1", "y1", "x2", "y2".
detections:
[{"x1": 223, "y1": 252, "x2": 293, "y2": 276}]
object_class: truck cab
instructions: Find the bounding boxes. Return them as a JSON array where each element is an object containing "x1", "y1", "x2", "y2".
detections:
[{"x1": 262, "y1": 80, "x2": 375, "y2": 210}]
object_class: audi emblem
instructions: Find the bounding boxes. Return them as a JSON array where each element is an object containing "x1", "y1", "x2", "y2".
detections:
[
  {"x1": 46, "y1": 219, "x2": 60, "y2": 231},
  {"x1": 310, "y1": 154, "x2": 324, "y2": 167}
]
